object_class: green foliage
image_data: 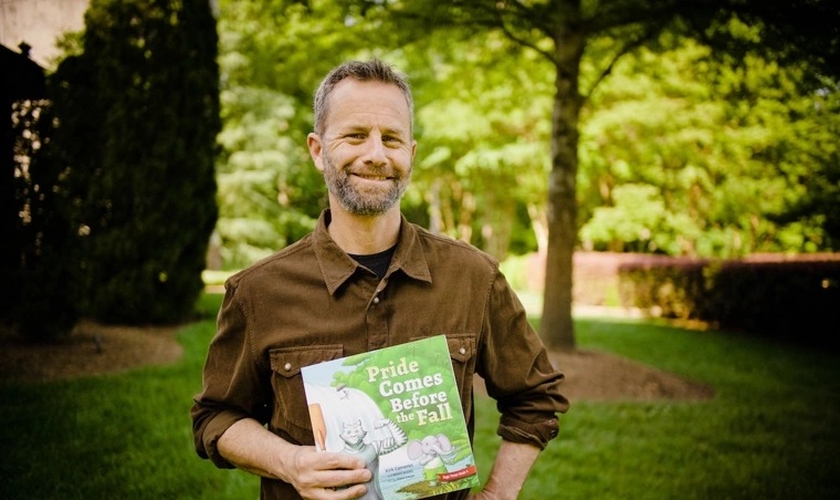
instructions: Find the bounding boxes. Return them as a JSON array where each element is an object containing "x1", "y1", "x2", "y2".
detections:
[
  {"x1": 213, "y1": 0, "x2": 392, "y2": 267},
  {"x1": 193, "y1": 289, "x2": 225, "y2": 319},
  {"x1": 215, "y1": 85, "x2": 319, "y2": 267},
  {"x1": 580, "y1": 184, "x2": 676, "y2": 253},
  {"x1": 4, "y1": 306, "x2": 838, "y2": 499},
  {"x1": 51, "y1": 0, "x2": 222, "y2": 323},
  {"x1": 580, "y1": 30, "x2": 840, "y2": 256},
  {"x1": 769, "y1": 80, "x2": 840, "y2": 249},
  {"x1": 499, "y1": 254, "x2": 530, "y2": 292},
  {"x1": 9, "y1": 100, "x2": 80, "y2": 340},
  {"x1": 210, "y1": 1, "x2": 840, "y2": 272},
  {"x1": 407, "y1": 31, "x2": 552, "y2": 258},
  {"x1": 210, "y1": 1, "x2": 557, "y2": 265}
]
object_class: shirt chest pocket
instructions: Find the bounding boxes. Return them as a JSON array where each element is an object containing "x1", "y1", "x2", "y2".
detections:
[
  {"x1": 409, "y1": 334, "x2": 477, "y2": 396},
  {"x1": 444, "y1": 334, "x2": 477, "y2": 391},
  {"x1": 268, "y1": 345, "x2": 344, "y2": 438}
]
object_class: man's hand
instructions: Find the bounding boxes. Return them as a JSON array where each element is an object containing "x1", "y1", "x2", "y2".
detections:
[
  {"x1": 217, "y1": 418, "x2": 371, "y2": 500},
  {"x1": 282, "y1": 446, "x2": 372, "y2": 500}
]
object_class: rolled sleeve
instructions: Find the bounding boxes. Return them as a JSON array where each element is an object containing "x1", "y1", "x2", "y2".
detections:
[
  {"x1": 191, "y1": 405, "x2": 249, "y2": 468},
  {"x1": 480, "y1": 271, "x2": 570, "y2": 449},
  {"x1": 497, "y1": 415, "x2": 560, "y2": 450},
  {"x1": 191, "y1": 279, "x2": 270, "y2": 468}
]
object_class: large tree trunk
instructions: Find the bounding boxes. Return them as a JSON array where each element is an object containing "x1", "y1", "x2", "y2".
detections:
[{"x1": 540, "y1": 16, "x2": 585, "y2": 352}]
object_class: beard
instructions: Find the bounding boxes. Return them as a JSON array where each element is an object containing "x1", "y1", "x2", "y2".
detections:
[{"x1": 322, "y1": 151, "x2": 411, "y2": 216}]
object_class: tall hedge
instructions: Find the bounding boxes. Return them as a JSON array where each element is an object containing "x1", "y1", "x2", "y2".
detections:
[
  {"x1": 65, "y1": 0, "x2": 220, "y2": 324},
  {"x1": 9, "y1": 98, "x2": 81, "y2": 340}
]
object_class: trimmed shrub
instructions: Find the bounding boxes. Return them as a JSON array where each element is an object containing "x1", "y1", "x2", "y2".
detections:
[
  {"x1": 618, "y1": 254, "x2": 840, "y2": 347},
  {"x1": 64, "y1": 0, "x2": 221, "y2": 324}
]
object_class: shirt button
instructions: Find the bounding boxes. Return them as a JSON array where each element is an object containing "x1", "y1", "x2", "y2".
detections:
[
  {"x1": 284, "y1": 362, "x2": 292, "y2": 371},
  {"x1": 459, "y1": 347, "x2": 466, "y2": 355},
  {"x1": 373, "y1": 296, "x2": 380, "y2": 304}
]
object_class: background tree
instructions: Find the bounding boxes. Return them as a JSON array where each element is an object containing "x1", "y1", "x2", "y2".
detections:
[
  {"x1": 412, "y1": 32, "x2": 552, "y2": 260},
  {"x1": 579, "y1": 30, "x2": 840, "y2": 256},
  {"x1": 1, "y1": 45, "x2": 47, "y2": 327},
  {"x1": 9, "y1": 99, "x2": 80, "y2": 340},
  {"x1": 767, "y1": 81, "x2": 840, "y2": 250},
  {"x1": 52, "y1": 0, "x2": 221, "y2": 324},
  {"x1": 215, "y1": 1, "x2": 553, "y2": 264},
  {"x1": 210, "y1": 0, "x2": 837, "y2": 351},
  {"x1": 341, "y1": 0, "x2": 840, "y2": 351},
  {"x1": 214, "y1": 0, "x2": 383, "y2": 267}
]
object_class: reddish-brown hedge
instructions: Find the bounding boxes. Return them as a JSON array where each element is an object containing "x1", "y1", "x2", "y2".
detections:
[{"x1": 615, "y1": 254, "x2": 840, "y2": 347}]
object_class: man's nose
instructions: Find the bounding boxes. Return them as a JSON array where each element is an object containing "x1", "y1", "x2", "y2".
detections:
[{"x1": 362, "y1": 135, "x2": 387, "y2": 165}]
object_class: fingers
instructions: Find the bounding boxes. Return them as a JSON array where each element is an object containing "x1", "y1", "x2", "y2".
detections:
[{"x1": 289, "y1": 448, "x2": 372, "y2": 500}]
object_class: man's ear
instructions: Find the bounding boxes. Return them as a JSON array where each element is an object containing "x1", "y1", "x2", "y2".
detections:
[{"x1": 307, "y1": 132, "x2": 324, "y2": 172}]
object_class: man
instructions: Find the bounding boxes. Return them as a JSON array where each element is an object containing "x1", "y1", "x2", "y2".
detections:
[{"x1": 192, "y1": 59, "x2": 569, "y2": 500}]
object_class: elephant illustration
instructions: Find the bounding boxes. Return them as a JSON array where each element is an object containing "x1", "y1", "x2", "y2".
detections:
[{"x1": 407, "y1": 434, "x2": 457, "y2": 484}]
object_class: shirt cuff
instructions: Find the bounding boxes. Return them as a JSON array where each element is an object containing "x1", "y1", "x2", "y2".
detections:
[
  {"x1": 197, "y1": 410, "x2": 248, "y2": 469},
  {"x1": 496, "y1": 415, "x2": 560, "y2": 450}
]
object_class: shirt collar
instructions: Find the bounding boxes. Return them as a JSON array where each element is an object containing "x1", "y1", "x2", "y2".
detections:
[{"x1": 313, "y1": 209, "x2": 432, "y2": 295}]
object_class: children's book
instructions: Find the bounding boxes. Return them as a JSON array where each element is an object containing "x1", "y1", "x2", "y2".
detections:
[{"x1": 301, "y1": 335, "x2": 480, "y2": 500}]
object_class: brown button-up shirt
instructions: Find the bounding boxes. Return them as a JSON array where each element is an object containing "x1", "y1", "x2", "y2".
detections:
[{"x1": 192, "y1": 210, "x2": 569, "y2": 500}]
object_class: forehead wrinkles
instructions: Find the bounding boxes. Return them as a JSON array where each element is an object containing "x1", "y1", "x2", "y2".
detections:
[
  {"x1": 330, "y1": 109, "x2": 407, "y2": 136},
  {"x1": 324, "y1": 80, "x2": 411, "y2": 136}
]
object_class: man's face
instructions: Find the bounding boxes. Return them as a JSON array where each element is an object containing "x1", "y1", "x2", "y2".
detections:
[{"x1": 308, "y1": 79, "x2": 416, "y2": 217}]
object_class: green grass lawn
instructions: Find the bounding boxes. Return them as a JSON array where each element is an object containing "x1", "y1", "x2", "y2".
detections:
[{"x1": 1, "y1": 293, "x2": 838, "y2": 499}]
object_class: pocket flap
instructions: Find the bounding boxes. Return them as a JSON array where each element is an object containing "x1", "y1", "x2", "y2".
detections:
[
  {"x1": 269, "y1": 345, "x2": 344, "y2": 378},
  {"x1": 446, "y1": 335, "x2": 476, "y2": 363}
]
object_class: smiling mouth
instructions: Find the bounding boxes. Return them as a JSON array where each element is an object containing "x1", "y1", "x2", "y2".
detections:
[{"x1": 353, "y1": 173, "x2": 392, "y2": 181}]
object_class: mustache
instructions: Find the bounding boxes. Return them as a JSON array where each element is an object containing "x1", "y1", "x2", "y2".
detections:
[{"x1": 347, "y1": 165, "x2": 395, "y2": 177}]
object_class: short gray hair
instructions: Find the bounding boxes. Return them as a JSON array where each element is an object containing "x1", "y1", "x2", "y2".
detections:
[{"x1": 313, "y1": 59, "x2": 414, "y2": 136}]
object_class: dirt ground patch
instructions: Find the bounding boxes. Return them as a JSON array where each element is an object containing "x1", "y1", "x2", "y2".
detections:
[
  {"x1": 547, "y1": 349, "x2": 713, "y2": 402},
  {"x1": 0, "y1": 320, "x2": 713, "y2": 402},
  {"x1": 0, "y1": 320, "x2": 184, "y2": 383}
]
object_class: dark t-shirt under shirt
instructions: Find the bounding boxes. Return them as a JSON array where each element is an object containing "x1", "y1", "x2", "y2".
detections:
[{"x1": 348, "y1": 246, "x2": 396, "y2": 280}]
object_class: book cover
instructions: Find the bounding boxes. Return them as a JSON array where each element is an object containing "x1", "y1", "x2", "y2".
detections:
[{"x1": 301, "y1": 335, "x2": 480, "y2": 500}]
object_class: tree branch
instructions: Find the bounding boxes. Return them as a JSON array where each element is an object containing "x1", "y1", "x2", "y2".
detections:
[{"x1": 582, "y1": 25, "x2": 659, "y2": 101}]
